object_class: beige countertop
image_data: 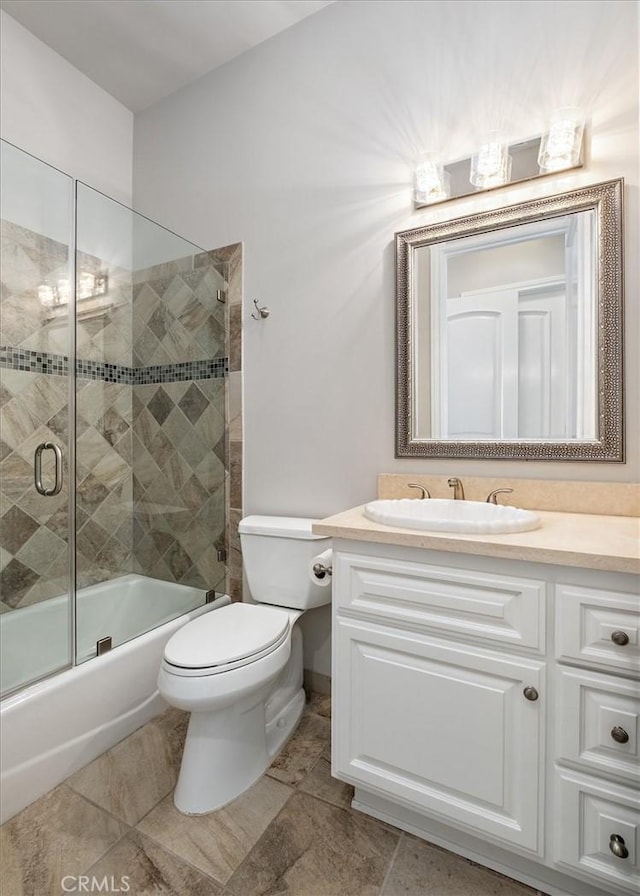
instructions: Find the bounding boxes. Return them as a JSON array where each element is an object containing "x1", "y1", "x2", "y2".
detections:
[{"x1": 313, "y1": 506, "x2": 640, "y2": 575}]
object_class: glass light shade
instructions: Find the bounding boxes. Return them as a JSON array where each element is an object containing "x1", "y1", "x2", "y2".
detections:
[
  {"x1": 413, "y1": 152, "x2": 450, "y2": 205},
  {"x1": 538, "y1": 108, "x2": 584, "y2": 172},
  {"x1": 38, "y1": 283, "x2": 57, "y2": 307},
  {"x1": 77, "y1": 272, "x2": 96, "y2": 300},
  {"x1": 470, "y1": 133, "x2": 512, "y2": 189}
]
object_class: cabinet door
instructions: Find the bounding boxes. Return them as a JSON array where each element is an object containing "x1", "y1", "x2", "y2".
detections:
[{"x1": 333, "y1": 617, "x2": 544, "y2": 853}]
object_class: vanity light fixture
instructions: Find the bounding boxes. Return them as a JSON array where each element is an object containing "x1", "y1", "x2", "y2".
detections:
[
  {"x1": 39, "y1": 270, "x2": 112, "y2": 322},
  {"x1": 413, "y1": 151, "x2": 450, "y2": 205},
  {"x1": 38, "y1": 270, "x2": 108, "y2": 309},
  {"x1": 469, "y1": 132, "x2": 512, "y2": 189},
  {"x1": 538, "y1": 107, "x2": 585, "y2": 173},
  {"x1": 413, "y1": 114, "x2": 587, "y2": 209}
]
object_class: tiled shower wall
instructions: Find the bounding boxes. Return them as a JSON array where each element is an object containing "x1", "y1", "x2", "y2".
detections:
[
  {"x1": 129, "y1": 256, "x2": 229, "y2": 592},
  {"x1": 1, "y1": 219, "x2": 242, "y2": 610}
]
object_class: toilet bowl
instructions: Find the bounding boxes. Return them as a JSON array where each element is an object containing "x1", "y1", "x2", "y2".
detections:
[{"x1": 157, "y1": 515, "x2": 331, "y2": 814}]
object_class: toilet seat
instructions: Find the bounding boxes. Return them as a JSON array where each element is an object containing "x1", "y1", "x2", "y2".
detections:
[{"x1": 163, "y1": 602, "x2": 291, "y2": 675}]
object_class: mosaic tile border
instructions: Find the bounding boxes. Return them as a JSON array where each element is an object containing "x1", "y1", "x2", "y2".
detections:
[
  {"x1": 0, "y1": 347, "x2": 228, "y2": 383},
  {"x1": 0, "y1": 346, "x2": 69, "y2": 375}
]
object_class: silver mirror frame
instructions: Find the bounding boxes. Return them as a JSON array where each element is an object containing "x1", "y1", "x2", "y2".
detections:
[{"x1": 396, "y1": 178, "x2": 624, "y2": 461}]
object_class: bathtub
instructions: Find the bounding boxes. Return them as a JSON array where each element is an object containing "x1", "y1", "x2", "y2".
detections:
[{"x1": 0, "y1": 574, "x2": 230, "y2": 824}]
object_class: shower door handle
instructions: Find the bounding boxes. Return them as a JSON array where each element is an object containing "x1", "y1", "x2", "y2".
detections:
[{"x1": 34, "y1": 442, "x2": 63, "y2": 496}]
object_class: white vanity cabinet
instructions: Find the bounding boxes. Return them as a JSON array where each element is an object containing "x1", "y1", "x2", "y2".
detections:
[
  {"x1": 330, "y1": 539, "x2": 640, "y2": 896},
  {"x1": 332, "y1": 550, "x2": 546, "y2": 852}
]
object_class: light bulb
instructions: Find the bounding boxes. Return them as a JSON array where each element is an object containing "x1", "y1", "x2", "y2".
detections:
[
  {"x1": 538, "y1": 108, "x2": 584, "y2": 172},
  {"x1": 470, "y1": 132, "x2": 512, "y2": 189},
  {"x1": 413, "y1": 152, "x2": 450, "y2": 205}
]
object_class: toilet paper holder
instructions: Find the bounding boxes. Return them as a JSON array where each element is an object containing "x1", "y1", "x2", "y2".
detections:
[{"x1": 312, "y1": 561, "x2": 332, "y2": 580}]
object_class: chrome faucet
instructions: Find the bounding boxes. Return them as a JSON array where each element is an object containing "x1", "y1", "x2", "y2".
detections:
[
  {"x1": 408, "y1": 483, "x2": 431, "y2": 499},
  {"x1": 486, "y1": 487, "x2": 513, "y2": 505},
  {"x1": 447, "y1": 477, "x2": 465, "y2": 500}
]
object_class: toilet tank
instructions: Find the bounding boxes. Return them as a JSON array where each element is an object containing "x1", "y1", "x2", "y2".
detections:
[{"x1": 238, "y1": 516, "x2": 331, "y2": 610}]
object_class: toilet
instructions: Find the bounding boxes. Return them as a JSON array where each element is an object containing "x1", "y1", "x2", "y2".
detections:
[{"x1": 157, "y1": 515, "x2": 331, "y2": 815}]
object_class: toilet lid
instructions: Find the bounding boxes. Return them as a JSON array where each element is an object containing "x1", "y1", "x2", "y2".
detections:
[{"x1": 164, "y1": 603, "x2": 291, "y2": 670}]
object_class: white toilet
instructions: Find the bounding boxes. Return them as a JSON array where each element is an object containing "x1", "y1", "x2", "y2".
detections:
[{"x1": 157, "y1": 515, "x2": 331, "y2": 814}]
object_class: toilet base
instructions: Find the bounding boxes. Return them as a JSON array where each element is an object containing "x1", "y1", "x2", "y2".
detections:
[
  {"x1": 173, "y1": 685, "x2": 305, "y2": 815},
  {"x1": 266, "y1": 686, "x2": 305, "y2": 759}
]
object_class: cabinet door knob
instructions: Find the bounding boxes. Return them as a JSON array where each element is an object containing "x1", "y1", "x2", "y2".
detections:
[
  {"x1": 523, "y1": 686, "x2": 539, "y2": 701},
  {"x1": 610, "y1": 726, "x2": 630, "y2": 744},
  {"x1": 611, "y1": 630, "x2": 630, "y2": 646},
  {"x1": 609, "y1": 834, "x2": 629, "y2": 859}
]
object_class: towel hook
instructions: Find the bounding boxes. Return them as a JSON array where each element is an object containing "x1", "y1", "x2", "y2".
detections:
[{"x1": 251, "y1": 299, "x2": 270, "y2": 320}]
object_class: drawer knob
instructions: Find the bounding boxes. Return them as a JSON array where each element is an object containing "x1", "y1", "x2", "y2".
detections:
[
  {"x1": 611, "y1": 630, "x2": 630, "y2": 646},
  {"x1": 523, "y1": 686, "x2": 539, "y2": 701},
  {"x1": 609, "y1": 834, "x2": 629, "y2": 859},
  {"x1": 611, "y1": 726, "x2": 630, "y2": 744}
]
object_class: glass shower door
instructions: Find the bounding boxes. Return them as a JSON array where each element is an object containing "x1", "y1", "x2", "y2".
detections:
[
  {"x1": 0, "y1": 141, "x2": 74, "y2": 695},
  {"x1": 0, "y1": 147, "x2": 228, "y2": 693},
  {"x1": 75, "y1": 183, "x2": 227, "y2": 661}
]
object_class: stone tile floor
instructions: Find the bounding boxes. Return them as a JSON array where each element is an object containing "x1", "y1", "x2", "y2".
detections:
[{"x1": 1, "y1": 692, "x2": 546, "y2": 895}]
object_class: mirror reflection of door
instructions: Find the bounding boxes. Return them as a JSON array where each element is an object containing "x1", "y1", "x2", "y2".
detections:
[{"x1": 442, "y1": 282, "x2": 567, "y2": 439}]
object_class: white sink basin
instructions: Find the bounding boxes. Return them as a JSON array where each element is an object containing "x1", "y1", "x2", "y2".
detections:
[{"x1": 363, "y1": 498, "x2": 541, "y2": 534}]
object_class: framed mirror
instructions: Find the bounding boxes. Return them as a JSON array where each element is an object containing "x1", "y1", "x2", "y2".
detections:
[{"x1": 396, "y1": 178, "x2": 624, "y2": 461}]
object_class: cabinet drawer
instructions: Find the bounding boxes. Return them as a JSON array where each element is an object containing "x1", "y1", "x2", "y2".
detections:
[
  {"x1": 334, "y1": 552, "x2": 545, "y2": 651},
  {"x1": 557, "y1": 667, "x2": 640, "y2": 785},
  {"x1": 556, "y1": 585, "x2": 640, "y2": 676},
  {"x1": 554, "y1": 768, "x2": 640, "y2": 894}
]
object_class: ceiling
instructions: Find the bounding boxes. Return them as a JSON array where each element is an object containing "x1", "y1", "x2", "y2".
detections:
[{"x1": 0, "y1": 0, "x2": 335, "y2": 111}]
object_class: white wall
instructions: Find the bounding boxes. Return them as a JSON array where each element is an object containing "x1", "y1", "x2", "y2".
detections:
[
  {"x1": 133, "y1": 0, "x2": 639, "y2": 527},
  {"x1": 0, "y1": 137, "x2": 72, "y2": 244},
  {"x1": 0, "y1": 10, "x2": 133, "y2": 205}
]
